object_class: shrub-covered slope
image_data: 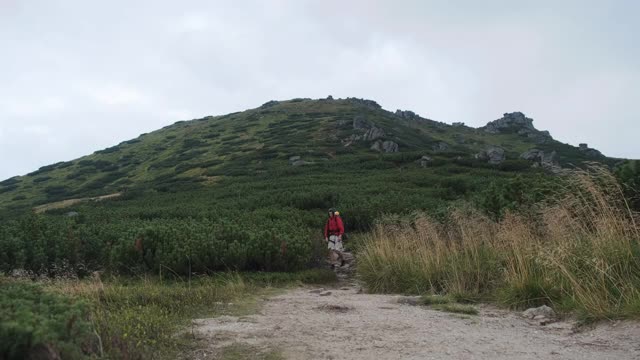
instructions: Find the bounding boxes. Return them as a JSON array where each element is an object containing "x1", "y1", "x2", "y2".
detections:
[
  {"x1": 0, "y1": 97, "x2": 622, "y2": 275},
  {"x1": 0, "y1": 97, "x2": 613, "y2": 210}
]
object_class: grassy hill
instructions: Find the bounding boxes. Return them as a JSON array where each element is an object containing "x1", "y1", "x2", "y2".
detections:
[
  {"x1": 0, "y1": 96, "x2": 622, "y2": 275},
  {"x1": 0, "y1": 97, "x2": 613, "y2": 210}
]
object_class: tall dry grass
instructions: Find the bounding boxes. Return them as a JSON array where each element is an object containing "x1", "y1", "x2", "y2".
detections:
[{"x1": 358, "y1": 167, "x2": 640, "y2": 319}]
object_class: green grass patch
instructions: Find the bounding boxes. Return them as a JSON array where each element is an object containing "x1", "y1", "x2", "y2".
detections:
[
  {"x1": 1, "y1": 270, "x2": 336, "y2": 359},
  {"x1": 432, "y1": 303, "x2": 479, "y2": 315},
  {"x1": 217, "y1": 343, "x2": 284, "y2": 360},
  {"x1": 420, "y1": 294, "x2": 452, "y2": 305}
]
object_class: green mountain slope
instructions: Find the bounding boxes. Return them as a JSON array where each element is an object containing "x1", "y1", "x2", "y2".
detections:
[
  {"x1": 0, "y1": 96, "x2": 624, "y2": 275},
  {"x1": 0, "y1": 97, "x2": 614, "y2": 210}
]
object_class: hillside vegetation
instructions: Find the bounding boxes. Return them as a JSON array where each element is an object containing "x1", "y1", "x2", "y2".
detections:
[
  {"x1": 359, "y1": 167, "x2": 640, "y2": 320},
  {"x1": 0, "y1": 97, "x2": 609, "y2": 275}
]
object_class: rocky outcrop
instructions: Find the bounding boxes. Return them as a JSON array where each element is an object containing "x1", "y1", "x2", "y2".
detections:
[
  {"x1": 520, "y1": 149, "x2": 544, "y2": 161},
  {"x1": 484, "y1": 112, "x2": 534, "y2": 134},
  {"x1": 432, "y1": 142, "x2": 449, "y2": 152},
  {"x1": 483, "y1": 112, "x2": 552, "y2": 144},
  {"x1": 341, "y1": 134, "x2": 362, "y2": 147},
  {"x1": 475, "y1": 146, "x2": 506, "y2": 164},
  {"x1": 395, "y1": 109, "x2": 420, "y2": 120},
  {"x1": 416, "y1": 155, "x2": 433, "y2": 167},
  {"x1": 452, "y1": 122, "x2": 465, "y2": 127},
  {"x1": 520, "y1": 149, "x2": 562, "y2": 173},
  {"x1": 347, "y1": 98, "x2": 381, "y2": 110},
  {"x1": 363, "y1": 126, "x2": 385, "y2": 141},
  {"x1": 371, "y1": 140, "x2": 399, "y2": 153},
  {"x1": 353, "y1": 115, "x2": 371, "y2": 130},
  {"x1": 578, "y1": 143, "x2": 603, "y2": 158}
]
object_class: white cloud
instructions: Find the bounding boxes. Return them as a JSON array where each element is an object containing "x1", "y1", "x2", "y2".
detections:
[
  {"x1": 22, "y1": 124, "x2": 51, "y2": 136},
  {"x1": 1, "y1": 96, "x2": 67, "y2": 117},
  {"x1": 89, "y1": 85, "x2": 151, "y2": 106},
  {"x1": 171, "y1": 12, "x2": 210, "y2": 33}
]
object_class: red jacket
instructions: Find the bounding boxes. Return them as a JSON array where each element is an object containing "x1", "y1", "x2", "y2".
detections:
[{"x1": 324, "y1": 215, "x2": 344, "y2": 238}]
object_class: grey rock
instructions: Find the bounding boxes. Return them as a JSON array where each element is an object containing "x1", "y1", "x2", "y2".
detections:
[
  {"x1": 347, "y1": 98, "x2": 381, "y2": 109},
  {"x1": 370, "y1": 140, "x2": 399, "y2": 153},
  {"x1": 383, "y1": 141, "x2": 399, "y2": 153},
  {"x1": 363, "y1": 126, "x2": 385, "y2": 141},
  {"x1": 432, "y1": 142, "x2": 449, "y2": 152},
  {"x1": 353, "y1": 115, "x2": 372, "y2": 130},
  {"x1": 578, "y1": 143, "x2": 603, "y2": 157},
  {"x1": 395, "y1": 109, "x2": 419, "y2": 120},
  {"x1": 484, "y1": 112, "x2": 535, "y2": 134},
  {"x1": 476, "y1": 146, "x2": 505, "y2": 164},
  {"x1": 291, "y1": 160, "x2": 307, "y2": 166},
  {"x1": 397, "y1": 296, "x2": 421, "y2": 306},
  {"x1": 521, "y1": 149, "x2": 544, "y2": 161},
  {"x1": 483, "y1": 112, "x2": 552, "y2": 144},
  {"x1": 319, "y1": 291, "x2": 332, "y2": 297},
  {"x1": 289, "y1": 156, "x2": 301, "y2": 163},
  {"x1": 65, "y1": 211, "x2": 79, "y2": 217},
  {"x1": 417, "y1": 155, "x2": 433, "y2": 167},
  {"x1": 521, "y1": 149, "x2": 562, "y2": 172},
  {"x1": 342, "y1": 134, "x2": 362, "y2": 147},
  {"x1": 452, "y1": 122, "x2": 465, "y2": 127},
  {"x1": 522, "y1": 305, "x2": 556, "y2": 320}
]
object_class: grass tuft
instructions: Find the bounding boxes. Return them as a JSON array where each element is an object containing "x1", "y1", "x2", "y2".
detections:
[{"x1": 432, "y1": 303, "x2": 479, "y2": 315}]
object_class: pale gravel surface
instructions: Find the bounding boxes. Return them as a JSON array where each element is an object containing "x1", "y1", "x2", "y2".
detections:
[{"x1": 192, "y1": 281, "x2": 640, "y2": 360}]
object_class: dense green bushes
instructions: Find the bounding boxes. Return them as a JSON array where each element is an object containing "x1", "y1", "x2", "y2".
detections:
[
  {"x1": 0, "y1": 160, "x2": 546, "y2": 276},
  {"x1": 0, "y1": 280, "x2": 94, "y2": 359}
]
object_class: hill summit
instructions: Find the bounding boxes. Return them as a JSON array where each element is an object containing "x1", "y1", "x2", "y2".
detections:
[{"x1": 0, "y1": 96, "x2": 613, "y2": 210}]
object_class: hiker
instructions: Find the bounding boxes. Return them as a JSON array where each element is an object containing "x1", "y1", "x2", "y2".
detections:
[{"x1": 324, "y1": 208, "x2": 345, "y2": 268}]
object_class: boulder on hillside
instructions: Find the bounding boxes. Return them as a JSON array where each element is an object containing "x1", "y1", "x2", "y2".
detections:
[
  {"x1": 521, "y1": 149, "x2": 561, "y2": 173},
  {"x1": 341, "y1": 134, "x2": 362, "y2": 147},
  {"x1": 363, "y1": 126, "x2": 385, "y2": 141},
  {"x1": 347, "y1": 98, "x2": 381, "y2": 109},
  {"x1": 432, "y1": 142, "x2": 449, "y2": 152},
  {"x1": 484, "y1": 112, "x2": 535, "y2": 134},
  {"x1": 483, "y1": 112, "x2": 552, "y2": 144},
  {"x1": 476, "y1": 146, "x2": 506, "y2": 164},
  {"x1": 578, "y1": 143, "x2": 603, "y2": 157},
  {"x1": 520, "y1": 149, "x2": 544, "y2": 161},
  {"x1": 371, "y1": 140, "x2": 399, "y2": 153},
  {"x1": 353, "y1": 115, "x2": 372, "y2": 130},
  {"x1": 416, "y1": 155, "x2": 433, "y2": 167},
  {"x1": 395, "y1": 109, "x2": 419, "y2": 120}
]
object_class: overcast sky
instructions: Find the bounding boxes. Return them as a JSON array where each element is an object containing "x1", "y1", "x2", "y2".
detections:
[{"x1": 1, "y1": 1, "x2": 638, "y2": 180}]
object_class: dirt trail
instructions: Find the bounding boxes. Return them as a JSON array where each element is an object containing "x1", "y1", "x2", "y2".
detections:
[{"x1": 193, "y1": 264, "x2": 640, "y2": 359}]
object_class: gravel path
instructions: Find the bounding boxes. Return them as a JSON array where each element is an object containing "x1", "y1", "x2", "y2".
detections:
[{"x1": 192, "y1": 279, "x2": 640, "y2": 359}]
